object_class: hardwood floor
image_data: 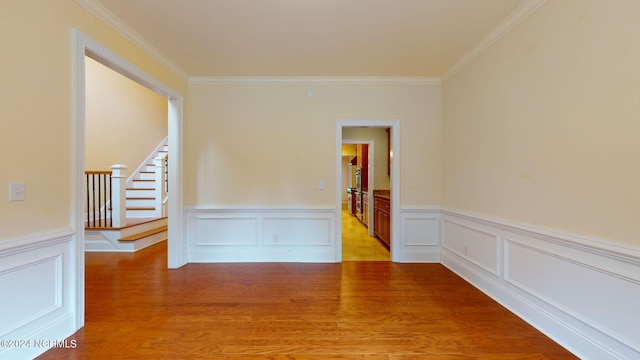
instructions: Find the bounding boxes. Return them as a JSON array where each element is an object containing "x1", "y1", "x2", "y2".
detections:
[
  {"x1": 342, "y1": 208, "x2": 390, "y2": 261},
  {"x1": 37, "y1": 242, "x2": 576, "y2": 359}
]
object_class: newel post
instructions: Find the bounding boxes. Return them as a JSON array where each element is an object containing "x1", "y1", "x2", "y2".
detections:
[
  {"x1": 154, "y1": 156, "x2": 166, "y2": 217},
  {"x1": 111, "y1": 164, "x2": 128, "y2": 227}
]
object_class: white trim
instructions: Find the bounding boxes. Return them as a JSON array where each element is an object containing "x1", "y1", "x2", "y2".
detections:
[
  {"x1": 442, "y1": 207, "x2": 640, "y2": 262},
  {"x1": 186, "y1": 207, "x2": 337, "y2": 263},
  {"x1": 398, "y1": 207, "x2": 442, "y2": 263},
  {"x1": 126, "y1": 136, "x2": 168, "y2": 187},
  {"x1": 190, "y1": 76, "x2": 441, "y2": 86},
  {"x1": 75, "y1": 0, "x2": 188, "y2": 81},
  {"x1": 186, "y1": 205, "x2": 335, "y2": 212},
  {"x1": 441, "y1": 208, "x2": 640, "y2": 360},
  {"x1": 0, "y1": 230, "x2": 75, "y2": 359},
  {"x1": 441, "y1": 0, "x2": 548, "y2": 82},
  {"x1": 0, "y1": 228, "x2": 73, "y2": 255}
]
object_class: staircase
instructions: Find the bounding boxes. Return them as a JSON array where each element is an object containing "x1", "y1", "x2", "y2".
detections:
[
  {"x1": 126, "y1": 142, "x2": 168, "y2": 218},
  {"x1": 85, "y1": 138, "x2": 169, "y2": 252}
]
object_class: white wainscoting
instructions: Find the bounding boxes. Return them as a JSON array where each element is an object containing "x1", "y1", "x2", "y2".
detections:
[
  {"x1": 0, "y1": 229, "x2": 77, "y2": 360},
  {"x1": 441, "y1": 208, "x2": 640, "y2": 360},
  {"x1": 186, "y1": 206, "x2": 336, "y2": 262},
  {"x1": 398, "y1": 207, "x2": 441, "y2": 262}
]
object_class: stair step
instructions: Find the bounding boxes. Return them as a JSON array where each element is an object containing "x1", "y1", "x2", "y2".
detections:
[
  {"x1": 127, "y1": 207, "x2": 155, "y2": 211},
  {"x1": 119, "y1": 225, "x2": 167, "y2": 242},
  {"x1": 131, "y1": 180, "x2": 155, "y2": 189}
]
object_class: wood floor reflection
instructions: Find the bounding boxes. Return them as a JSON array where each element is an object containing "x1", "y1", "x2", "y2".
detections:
[{"x1": 342, "y1": 208, "x2": 390, "y2": 261}]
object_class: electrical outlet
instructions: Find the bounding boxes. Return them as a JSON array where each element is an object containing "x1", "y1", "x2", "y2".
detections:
[{"x1": 9, "y1": 182, "x2": 25, "y2": 201}]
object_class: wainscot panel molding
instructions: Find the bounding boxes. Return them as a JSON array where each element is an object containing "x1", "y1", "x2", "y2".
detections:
[
  {"x1": 186, "y1": 206, "x2": 336, "y2": 262},
  {"x1": 398, "y1": 207, "x2": 441, "y2": 262},
  {"x1": 441, "y1": 208, "x2": 640, "y2": 360},
  {"x1": 0, "y1": 229, "x2": 77, "y2": 359}
]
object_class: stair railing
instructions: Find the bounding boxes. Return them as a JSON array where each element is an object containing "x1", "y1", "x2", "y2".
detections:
[
  {"x1": 84, "y1": 164, "x2": 127, "y2": 228},
  {"x1": 85, "y1": 170, "x2": 112, "y2": 228}
]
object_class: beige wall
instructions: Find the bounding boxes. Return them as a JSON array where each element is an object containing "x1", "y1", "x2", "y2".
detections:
[
  {"x1": 0, "y1": 0, "x2": 186, "y2": 240},
  {"x1": 443, "y1": 0, "x2": 640, "y2": 245},
  {"x1": 85, "y1": 57, "x2": 167, "y2": 172},
  {"x1": 186, "y1": 82, "x2": 441, "y2": 207}
]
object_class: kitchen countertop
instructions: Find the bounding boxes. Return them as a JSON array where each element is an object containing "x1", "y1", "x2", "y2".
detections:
[{"x1": 373, "y1": 189, "x2": 390, "y2": 200}]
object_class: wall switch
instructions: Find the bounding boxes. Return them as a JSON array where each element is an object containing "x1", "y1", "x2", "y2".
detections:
[{"x1": 9, "y1": 182, "x2": 26, "y2": 201}]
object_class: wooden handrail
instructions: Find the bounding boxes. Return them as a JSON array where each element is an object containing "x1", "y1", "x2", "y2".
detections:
[{"x1": 85, "y1": 170, "x2": 113, "y2": 175}]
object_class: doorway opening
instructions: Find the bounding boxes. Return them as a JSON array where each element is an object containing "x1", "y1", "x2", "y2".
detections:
[
  {"x1": 341, "y1": 138, "x2": 388, "y2": 261},
  {"x1": 335, "y1": 120, "x2": 400, "y2": 263},
  {"x1": 73, "y1": 30, "x2": 184, "y2": 328},
  {"x1": 84, "y1": 56, "x2": 168, "y2": 249}
]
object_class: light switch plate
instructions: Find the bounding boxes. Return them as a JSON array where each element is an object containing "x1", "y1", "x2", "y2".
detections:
[{"x1": 9, "y1": 182, "x2": 25, "y2": 201}]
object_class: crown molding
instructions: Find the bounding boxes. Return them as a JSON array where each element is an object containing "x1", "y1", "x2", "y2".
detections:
[
  {"x1": 75, "y1": 0, "x2": 189, "y2": 82},
  {"x1": 189, "y1": 76, "x2": 441, "y2": 86},
  {"x1": 441, "y1": 0, "x2": 548, "y2": 83}
]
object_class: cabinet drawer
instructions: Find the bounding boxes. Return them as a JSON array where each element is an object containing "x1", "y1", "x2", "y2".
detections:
[{"x1": 374, "y1": 197, "x2": 390, "y2": 212}]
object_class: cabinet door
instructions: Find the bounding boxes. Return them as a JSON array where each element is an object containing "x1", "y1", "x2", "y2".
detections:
[
  {"x1": 382, "y1": 210, "x2": 390, "y2": 246},
  {"x1": 362, "y1": 195, "x2": 368, "y2": 227},
  {"x1": 374, "y1": 207, "x2": 381, "y2": 238}
]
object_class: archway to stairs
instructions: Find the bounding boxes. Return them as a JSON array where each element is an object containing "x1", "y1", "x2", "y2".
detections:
[
  {"x1": 84, "y1": 56, "x2": 169, "y2": 252},
  {"x1": 73, "y1": 30, "x2": 185, "y2": 328}
]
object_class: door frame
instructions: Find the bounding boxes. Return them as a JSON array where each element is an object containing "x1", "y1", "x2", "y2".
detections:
[
  {"x1": 72, "y1": 30, "x2": 185, "y2": 328},
  {"x1": 335, "y1": 120, "x2": 400, "y2": 262}
]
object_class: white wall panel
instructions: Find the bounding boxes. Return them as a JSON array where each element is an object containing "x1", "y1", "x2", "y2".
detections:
[
  {"x1": 505, "y1": 238, "x2": 640, "y2": 353},
  {"x1": 186, "y1": 207, "x2": 335, "y2": 262},
  {"x1": 399, "y1": 208, "x2": 441, "y2": 262},
  {"x1": 441, "y1": 209, "x2": 640, "y2": 360},
  {"x1": 190, "y1": 217, "x2": 258, "y2": 246},
  {"x1": 0, "y1": 229, "x2": 76, "y2": 359},
  {"x1": 442, "y1": 218, "x2": 499, "y2": 275},
  {"x1": 0, "y1": 255, "x2": 61, "y2": 336},
  {"x1": 263, "y1": 217, "x2": 330, "y2": 246}
]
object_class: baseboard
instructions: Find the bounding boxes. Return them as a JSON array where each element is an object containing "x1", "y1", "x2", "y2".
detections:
[
  {"x1": 441, "y1": 208, "x2": 640, "y2": 360},
  {"x1": 0, "y1": 228, "x2": 78, "y2": 359}
]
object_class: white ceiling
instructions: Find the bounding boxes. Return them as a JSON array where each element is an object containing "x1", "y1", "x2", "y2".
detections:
[{"x1": 89, "y1": 0, "x2": 530, "y2": 78}]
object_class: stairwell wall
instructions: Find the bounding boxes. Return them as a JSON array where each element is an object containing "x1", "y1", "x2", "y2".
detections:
[{"x1": 85, "y1": 56, "x2": 168, "y2": 173}]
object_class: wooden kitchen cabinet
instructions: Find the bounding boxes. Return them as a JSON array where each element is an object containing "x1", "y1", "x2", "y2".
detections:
[
  {"x1": 362, "y1": 192, "x2": 368, "y2": 227},
  {"x1": 356, "y1": 144, "x2": 368, "y2": 189},
  {"x1": 373, "y1": 195, "x2": 390, "y2": 247}
]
